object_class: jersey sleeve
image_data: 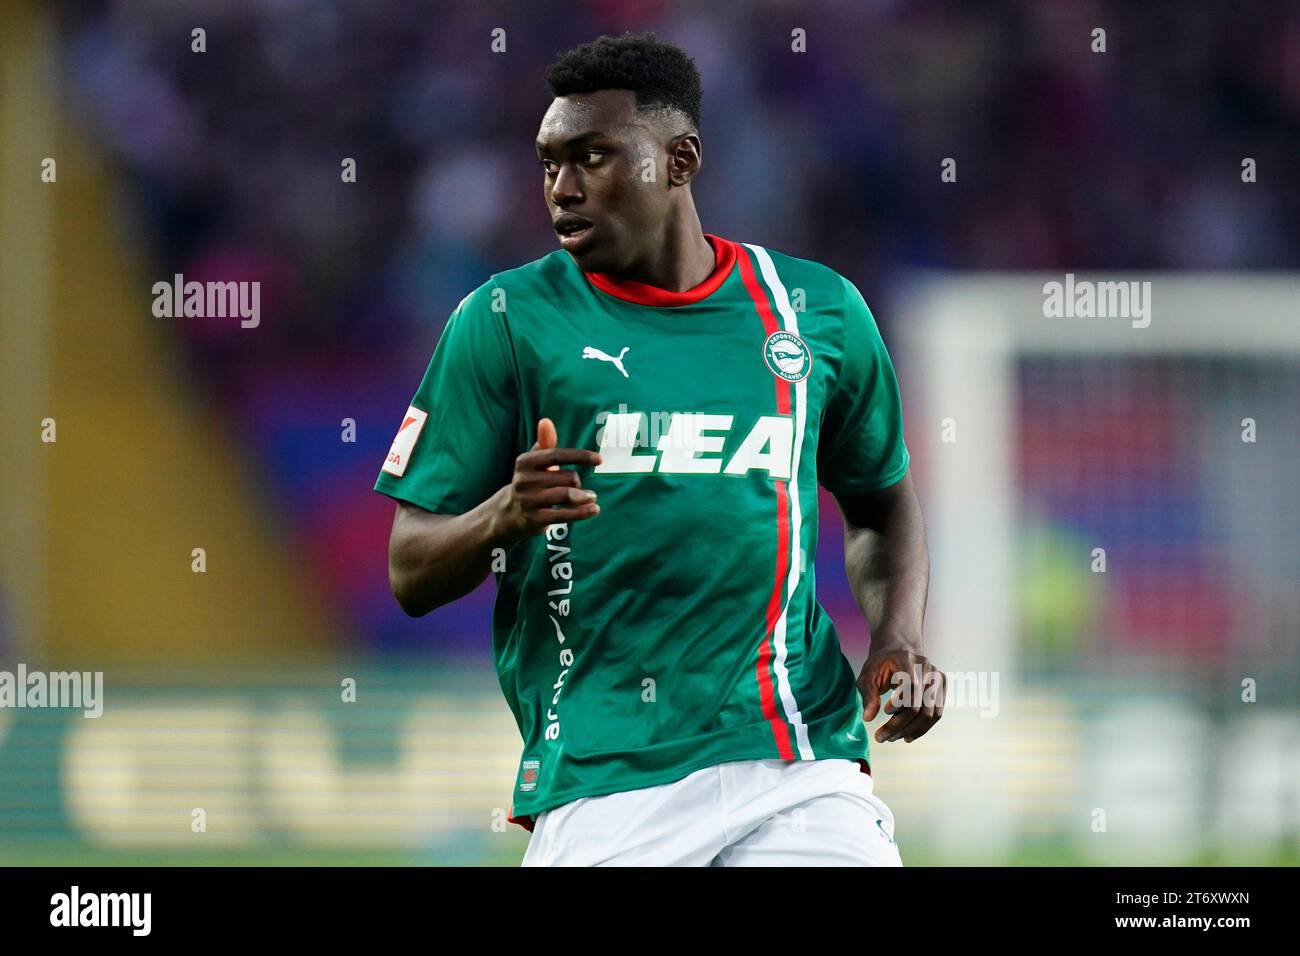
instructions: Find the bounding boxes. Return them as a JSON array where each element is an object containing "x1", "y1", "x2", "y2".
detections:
[
  {"x1": 374, "y1": 279, "x2": 520, "y2": 514},
  {"x1": 817, "y1": 276, "x2": 910, "y2": 496}
]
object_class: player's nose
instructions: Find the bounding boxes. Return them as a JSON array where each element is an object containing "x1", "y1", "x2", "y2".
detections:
[{"x1": 550, "y1": 163, "x2": 585, "y2": 207}]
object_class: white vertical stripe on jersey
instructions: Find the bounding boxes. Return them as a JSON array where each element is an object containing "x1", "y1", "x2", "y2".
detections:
[{"x1": 745, "y1": 243, "x2": 815, "y2": 760}]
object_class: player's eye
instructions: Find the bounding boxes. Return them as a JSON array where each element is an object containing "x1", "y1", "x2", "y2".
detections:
[
  {"x1": 539, "y1": 159, "x2": 559, "y2": 175},
  {"x1": 581, "y1": 151, "x2": 605, "y2": 166}
]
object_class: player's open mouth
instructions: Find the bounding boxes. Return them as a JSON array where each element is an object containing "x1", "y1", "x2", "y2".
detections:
[{"x1": 554, "y1": 215, "x2": 595, "y2": 252}]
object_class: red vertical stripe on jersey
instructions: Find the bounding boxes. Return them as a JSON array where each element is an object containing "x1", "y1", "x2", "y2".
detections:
[{"x1": 737, "y1": 245, "x2": 795, "y2": 760}]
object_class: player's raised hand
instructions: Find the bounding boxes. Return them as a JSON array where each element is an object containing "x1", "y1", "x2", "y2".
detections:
[
  {"x1": 858, "y1": 643, "x2": 945, "y2": 743},
  {"x1": 496, "y1": 417, "x2": 601, "y2": 540}
]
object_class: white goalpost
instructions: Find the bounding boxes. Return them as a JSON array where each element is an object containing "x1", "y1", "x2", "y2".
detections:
[{"x1": 887, "y1": 273, "x2": 1299, "y2": 862}]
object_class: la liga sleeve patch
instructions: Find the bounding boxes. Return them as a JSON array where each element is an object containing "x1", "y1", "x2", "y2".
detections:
[{"x1": 381, "y1": 405, "x2": 427, "y2": 477}]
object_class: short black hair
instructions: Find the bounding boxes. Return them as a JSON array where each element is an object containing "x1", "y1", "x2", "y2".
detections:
[{"x1": 544, "y1": 32, "x2": 702, "y2": 133}]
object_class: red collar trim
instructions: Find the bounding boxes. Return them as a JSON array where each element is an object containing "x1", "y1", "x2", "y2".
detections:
[{"x1": 583, "y1": 234, "x2": 737, "y2": 307}]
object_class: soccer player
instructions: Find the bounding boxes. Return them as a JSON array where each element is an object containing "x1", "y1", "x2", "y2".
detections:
[{"x1": 377, "y1": 32, "x2": 943, "y2": 866}]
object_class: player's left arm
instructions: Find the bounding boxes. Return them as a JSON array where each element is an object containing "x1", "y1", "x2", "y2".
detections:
[
  {"x1": 820, "y1": 273, "x2": 945, "y2": 744},
  {"x1": 835, "y1": 474, "x2": 944, "y2": 743}
]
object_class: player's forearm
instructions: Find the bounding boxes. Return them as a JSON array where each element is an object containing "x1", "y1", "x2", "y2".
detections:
[
  {"x1": 843, "y1": 485, "x2": 929, "y2": 649},
  {"x1": 388, "y1": 489, "x2": 515, "y2": 616}
]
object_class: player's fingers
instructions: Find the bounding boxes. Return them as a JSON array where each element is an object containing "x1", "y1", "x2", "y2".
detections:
[
  {"x1": 883, "y1": 662, "x2": 915, "y2": 713},
  {"x1": 526, "y1": 486, "x2": 598, "y2": 509},
  {"x1": 518, "y1": 447, "x2": 603, "y2": 471},
  {"x1": 885, "y1": 664, "x2": 913, "y2": 712},
  {"x1": 888, "y1": 708, "x2": 930, "y2": 743},
  {"x1": 906, "y1": 657, "x2": 925, "y2": 711},
  {"x1": 536, "y1": 418, "x2": 557, "y2": 450},
  {"x1": 880, "y1": 661, "x2": 947, "y2": 742},
  {"x1": 864, "y1": 653, "x2": 902, "y2": 720},
  {"x1": 878, "y1": 662, "x2": 924, "y2": 739},
  {"x1": 862, "y1": 692, "x2": 880, "y2": 722},
  {"x1": 515, "y1": 468, "x2": 582, "y2": 491},
  {"x1": 860, "y1": 664, "x2": 887, "y2": 720},
  {"x1": 529, "y1": 503, "x2": 600, "y2": 527},
  {"x1": 880, "y1": 658, "x2": 919, "y2": 714},
  {"x1": 904, "y1": 712, "x2": 935, "y2": 743},
  {"x1": 921, "y1": 665, "x2": 945, "y2": 723},
  {"x1": 930, "y1": 667, "x2": 947, "y2": 721},
  {"x1": 527, "y1": 419, "x2": 563, "y2": 472},
  {"x1": 878, "y1": 699, "x2": 931, "y2": 741},
  {"x1": 874, "y1": 711, "x2": 913, "y2": 743}
]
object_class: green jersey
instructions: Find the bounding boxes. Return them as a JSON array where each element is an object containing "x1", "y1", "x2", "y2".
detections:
[{"x1": 374, "y1": 234, "x2": 910, "y2": 825}]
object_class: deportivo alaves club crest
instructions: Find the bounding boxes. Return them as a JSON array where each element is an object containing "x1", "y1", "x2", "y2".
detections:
[{"x1": 764, "y1": 330, "x2": 812, "y2": 382}]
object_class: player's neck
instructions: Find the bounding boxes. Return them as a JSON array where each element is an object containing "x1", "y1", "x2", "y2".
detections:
[{"x1": 619, "y1": 209, "x2": 716, "y2": 292}]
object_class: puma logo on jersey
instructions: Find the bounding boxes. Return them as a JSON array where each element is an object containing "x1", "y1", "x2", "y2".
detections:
[
  {"x1": 582, "y1": 345, "x2": 630, "y2": 378},
  {"x1": 595, "y1": 411, "x2": 793, "y2": 478}
]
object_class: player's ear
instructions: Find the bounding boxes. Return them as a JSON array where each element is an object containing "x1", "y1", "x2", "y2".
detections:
[{"x1": 667, "y1": 133, "x2": 701, "y2": 186}]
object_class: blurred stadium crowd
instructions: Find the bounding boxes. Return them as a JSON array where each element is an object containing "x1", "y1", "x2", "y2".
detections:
[{"x1": 49, "y1": 0, "x2": 1299, "y2": 650}]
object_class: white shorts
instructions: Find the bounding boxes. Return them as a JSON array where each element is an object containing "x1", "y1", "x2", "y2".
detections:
[{"x1": 521, "y1": 758, "x2": 903, "y2": 867}]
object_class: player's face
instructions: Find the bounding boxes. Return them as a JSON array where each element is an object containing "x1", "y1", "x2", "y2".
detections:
[{"x1": 536, "y1": 90, "x2": 672, "y2": 274}]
